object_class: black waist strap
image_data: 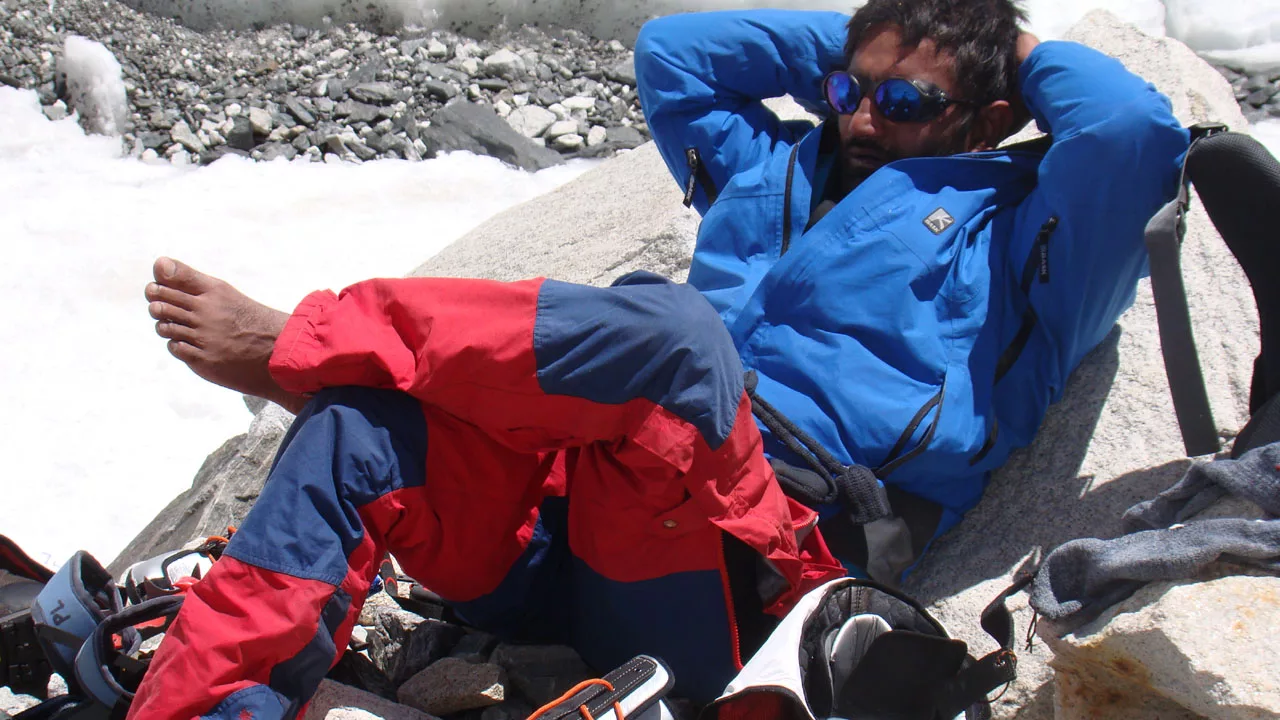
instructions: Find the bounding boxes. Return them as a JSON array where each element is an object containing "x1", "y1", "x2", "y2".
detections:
[
  {"x1": 745, "y1": 372, "x2": 891, "y2": 525},
  {"x1": 744, "y1": 372, "x2": 946, "y2": 583}
]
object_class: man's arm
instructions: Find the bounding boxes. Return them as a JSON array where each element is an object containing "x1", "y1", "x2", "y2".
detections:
[
  {"x1": 634, "y1": 10, "x2": 848, "y2": 214},
  {"x1": 1015, "y1": 40, "x2": 1190, "y2": 370}
]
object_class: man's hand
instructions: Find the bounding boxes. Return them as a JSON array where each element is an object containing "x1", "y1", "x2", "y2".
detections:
[
  {"x1": 1007, "y1": 32, "x2": 1042, "y2": 134},
  {"x1": 1016, "y1": 32, "x2": 1041, "y2": 66}
]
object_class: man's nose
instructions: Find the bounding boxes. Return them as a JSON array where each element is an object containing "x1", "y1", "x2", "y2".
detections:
[{"x1": 843, "y1": 95, "x2": 880, "y2": 138}]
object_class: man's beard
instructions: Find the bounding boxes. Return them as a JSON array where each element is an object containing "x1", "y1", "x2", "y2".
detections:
[
  {"x1": 835, "y1": 127, "x2": 972, "y2": 199},
  {"x1": 836, "y1": 139, "x2": 900, "y2": 196}
]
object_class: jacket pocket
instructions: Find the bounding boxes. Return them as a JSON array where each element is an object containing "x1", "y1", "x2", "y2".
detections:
[{"x1": 875, "y1": 376, "x2": 947, "y2": 478}]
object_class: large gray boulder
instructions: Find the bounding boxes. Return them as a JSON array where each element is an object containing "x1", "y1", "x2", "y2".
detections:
[
  {"x1": 114, "y1": 11, "x2": 1262, "y2": 719},
  {"x1": 108, "y1": 402, "x2": 293, "y2": 575},
  {"x1": 410, "y1": 140, "x2": 698, "y2": 285}
]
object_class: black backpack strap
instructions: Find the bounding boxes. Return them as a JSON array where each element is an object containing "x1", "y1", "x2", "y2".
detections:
[
  {"x1": 746, "y1": 371, "x2": 949, "y2": 583},
  {"x1": 746, "y1": 371, "x2": 893, "y2": 524},
  {"x1": 1145, "y1": 122, "x2": 1228, "y2": 457}
]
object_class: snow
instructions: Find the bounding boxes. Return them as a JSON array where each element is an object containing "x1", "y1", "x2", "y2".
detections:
[
  {"x1": 5, "y1": 0, "x2": 1280, "y2": 571},
  {"x1": 0, "y1": 86, "x2": 595, "y2": 569},
  {"x1": 59, "y1": 36, "x2": 128, "y2": 136}
]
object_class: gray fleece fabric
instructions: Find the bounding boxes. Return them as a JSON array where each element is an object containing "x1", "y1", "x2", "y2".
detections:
[{"x1": 1029, "y1": 442, "x2": 1280, "y2": 630}]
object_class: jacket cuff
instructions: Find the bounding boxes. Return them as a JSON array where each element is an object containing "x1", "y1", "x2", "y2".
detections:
[{"x1": 268, "y1": 289, "x2": 339, "y2": 394}]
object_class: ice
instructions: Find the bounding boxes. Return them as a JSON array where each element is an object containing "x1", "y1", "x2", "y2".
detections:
[
  {"x1": 59, "y1": 35, "x2": 128, "y2": 136},
  {"x1": 0, "y1": 87, "x2": 595, "y2": 568}
]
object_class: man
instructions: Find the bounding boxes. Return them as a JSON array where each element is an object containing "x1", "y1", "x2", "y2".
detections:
[
  {"x1": 635, "y1": 1, "x2": 1186, "y2": 577},
  {"x1": 130, "y1": 2, "x2": 1187, "y2": 717}
]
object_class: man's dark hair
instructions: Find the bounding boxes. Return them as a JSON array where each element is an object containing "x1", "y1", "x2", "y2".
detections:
[{"x1": 844, "y1": 0, "x2": 1028, "y2": 106}]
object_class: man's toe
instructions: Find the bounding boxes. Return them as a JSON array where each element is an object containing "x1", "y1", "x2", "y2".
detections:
[
  {"x1": 157, "y1": 320, "x2": 200, "y2": 346},
  {"x1": 167, "y1": 339, "x2": 203, "y2": 364},
  {"x1": 153, "y1": 257, "x2": 218, "y2": 295},
  {"x1": 149, "y1": 300, "x2": 196, "y2": 325}
]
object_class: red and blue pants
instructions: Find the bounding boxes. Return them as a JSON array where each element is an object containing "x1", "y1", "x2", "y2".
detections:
[{"x1": 128, "y1": 272, "x2": 842, "y2": 719}]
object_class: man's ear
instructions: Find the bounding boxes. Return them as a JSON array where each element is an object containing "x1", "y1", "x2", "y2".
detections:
[{"x1": 966, "y1": 100, "x2": 1013, "y2": 152}]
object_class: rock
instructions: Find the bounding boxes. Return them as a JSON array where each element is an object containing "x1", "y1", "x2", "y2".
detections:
[
  {"x1": 505, "y1": 105, "x2": 556, "y2": 138},
  {"x1": 604, "y1": 55, "x2": 637, "y2": 87},
  {"x1": 136, "y1": 131, "x2": 168, "y2": 149},
  {"x1": 479, "y1": 701, "x2": 536, "y2": 720},
  {"x1": 422, "y1": 80, "x2": 457, "y2": 101},
  {"x1": 109, "y1": 404, "x2": 295, "y2": 573},
  {"x1": 901, "y1": 11, "x2": 1255, "y2": 720},
  {"x1": 449, "y1": 631, "x2": 499, "y2": 663},
  {"x1": 247, "y1": 106, "x2": 273, "y2": 135},
  {"x1": 533, "y1": 86, "x2": 560, "y2": 107},
  {"x1": 586, "y1": 126, "x2": 607, "y2": 147},
  {"x1": 169, "y1": 119, "x2": 206, "y2": 153},
  {"x1": 1043, "y1": 574, "x2": 1280, "y2": 719},
  {"x1": 368, "y1": 611, "x2": 465, "y2": 686},
  {"x1": 397, "y1": 658, "x2": 505, "y2": 715},
  {"x1": 483, "y1": 49, "x2": 525, "y2": 78},
  {"x1": 551, "y1": 133, "x2": 583, "y2": 151},
  {"x1": 560, "y1": 95, "x2": 596, "y2": 113},
  {"x1": 359, "y1": 590, "x2": 402, "y2": 627},
  {"x1": 284, "y1": 96, "x2": 316, "y2": 127},
  {"x1": 425, "y1": 39, "x2": 448, "y2": 58},
  {"x1": 334, "y1": 100, "x2": 380, "y2": 124},
  {"x1": 489, "y1": 645, "x2": 592, "y2": 707},
  {"x1": 41, "y1": 100, "x2": 67, "y2": 121},
  {"x1": 259, "y1": 142, "x2": 296, "y2": 161},
  {"x1": 400, "y1": 38, "x2": 429, "y2": 59},
  {"x1": 198, "y1": 146, "x2": 251, "y2": 165},
  {"x1": 225, "y1": 117, "x2": 255, "y2": 151},
  {"x1": 419, "y1": 100, "x2": 564, "y2": 172},
  {"x1": 314, "y1": 97, "x2": 335, "y2": 115},
  {"x1": 604, "y1": 125, "x2": 646, "y2": 149},
  {"x1": 347, "y1": 138, "x2": 379, "y2": 161},
  {"x1": 59, "y1": 35, "x2": 128, "y2": 135},
  {"x1": 326, "y1": 649, "x2": 396, "y2": 700},
  {"x1": 1246, "y1": 85, "x2": 1279, "y2": 107},
  {"x1": 544, "y1": 119, "x2": 577, "y2": 140},
  {"x1": 349, "y1": 82, "x2": 399, "y2": 104},
  {"x1": 303, "y1": 680, "x2": 438, "y2": 720},
  {"x1": 412, "y1": 140, "x2": 697, "y2": 285}
]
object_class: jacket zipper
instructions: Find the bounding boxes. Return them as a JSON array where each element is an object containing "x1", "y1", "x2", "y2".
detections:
[
  {"x1": 779, "y1": 143, "x2": 800, "y2": 255},
  {"x1": 994, "y1": 215, "x2": 1060, "y2": 384},
  {"x1": 682, "y1": 147, "x2": 719, "y2": 208}
]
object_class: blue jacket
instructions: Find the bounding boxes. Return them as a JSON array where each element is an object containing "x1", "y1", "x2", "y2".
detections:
[{"x1": 635, "y1": 10, "x2": 1189, "y2": 533}]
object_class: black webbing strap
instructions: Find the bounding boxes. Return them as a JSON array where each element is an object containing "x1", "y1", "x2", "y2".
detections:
[
  {"x1": 927, "y1": 565, "x2": 1037, "y2": 718},
  {"x1": 745, "y1": 372, "x2": 892, "y2": 525},
  {"x1": 1145, "y1": 122, "x2": 1228, "y2": 457}
]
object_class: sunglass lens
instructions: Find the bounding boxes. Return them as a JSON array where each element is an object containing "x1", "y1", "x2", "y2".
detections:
[
  {"x1": 824, "y1": 72, "x2": 862, "y2": 115},
  {"x1": 875, "y1": 79, "x2": 926, "y2": 122}
]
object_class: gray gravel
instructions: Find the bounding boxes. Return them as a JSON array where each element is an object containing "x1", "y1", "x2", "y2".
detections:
[{"x1": 0, "y1": 0, "x2": 650, "y2": 166}]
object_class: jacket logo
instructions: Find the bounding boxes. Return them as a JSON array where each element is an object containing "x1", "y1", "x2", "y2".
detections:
[{"x1": 923, "y1": 208, "x2": 955, "y2": 235}]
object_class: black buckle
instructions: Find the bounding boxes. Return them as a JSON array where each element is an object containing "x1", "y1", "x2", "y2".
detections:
[
  {"x1": 1189, "y1": 122, "x2": 1228, "y2": 142},
  {"x1": 1, "y1": 609, "x2": 53, "y2": 699}
]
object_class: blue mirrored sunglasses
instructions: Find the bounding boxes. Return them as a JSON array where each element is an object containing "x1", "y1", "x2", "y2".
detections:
[{"x1": 822, "y1": 71, "x2": 970, "y2": 123}]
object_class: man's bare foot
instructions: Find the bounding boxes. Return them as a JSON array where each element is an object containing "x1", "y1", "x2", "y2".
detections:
[{"x1": 146, "y1": 257, "x2": 308, "y2": 413}]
